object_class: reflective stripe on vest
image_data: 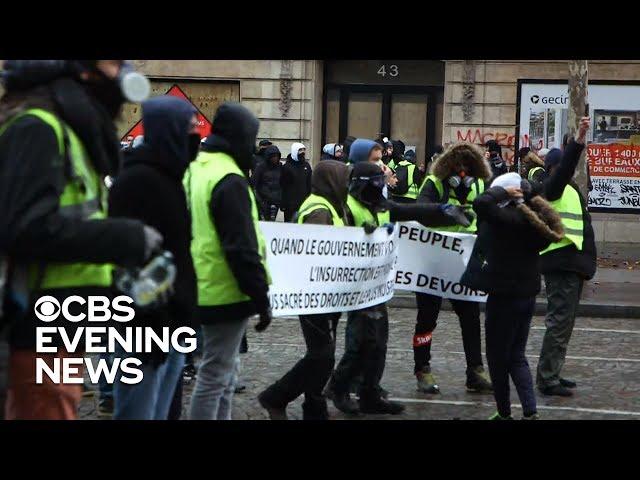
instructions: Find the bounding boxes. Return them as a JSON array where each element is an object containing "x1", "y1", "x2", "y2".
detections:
[
  {"x1": 184, "y1": 151, "x2": 270, "y2": 307},
  {"x1": 421, "y1": 174, "x2": 484, "y2": 233},
  {"x1": 0, "y1": 108, "x2": 112, "y2": 290},
  {"x1": 297, "y1": 194, "x2": 345, "y2": 226},
  {"x1": 541, "y1": 184, "x2": 584, "y2": 255},
  {"x1": 346, "y1": 195, "x2": 391, "y2": 227},
  {"x1": 393, "y1": 160, "x2": 419, "y2": 200},
  {"x1": 528, "y1": 166, "x2": 544, "y2": 180}
]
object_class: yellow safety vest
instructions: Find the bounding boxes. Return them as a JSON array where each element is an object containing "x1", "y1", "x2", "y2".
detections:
[
  {"x1": 297, "y1": 194, "x2": 345, "y2": 226},
  {"x1": 541, "y1": 184, "x2": 584, "y2": 255}
]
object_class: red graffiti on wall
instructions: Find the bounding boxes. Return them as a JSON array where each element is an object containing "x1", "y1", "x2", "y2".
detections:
[{"x1": 454, "y1": 129, "x2": 540, "y2": 165}]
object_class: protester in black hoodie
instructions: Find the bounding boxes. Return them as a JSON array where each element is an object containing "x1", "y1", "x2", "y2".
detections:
[
  {"x1": 108, "y1": 95, "x2": 199, "y2": 420},
  {"x1": 258, "y1": 160, "x2": 350, "y2": 420},
  {"x1": 0, "y1": 60, "x2": 161, "y2": 420},
  {"x1": 251, "y1": 144, "x2": 282, "y2": 221},
  {"x1": 461, "y1": 172, "x2": 564, "y2": 419},
  {"x1": 280, "y1": 142, "x2": 312, "y2": 221},
  {"x1": 485, "y1": 140, "x2": 508, "y2": 180},
  {"x1": 187, "y1": 103, "x2": 271, "y2": 420}
]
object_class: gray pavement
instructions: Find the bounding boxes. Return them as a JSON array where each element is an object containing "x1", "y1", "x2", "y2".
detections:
[{"x1": 80, "y1": 307, "x2": 640, "y2": 420}]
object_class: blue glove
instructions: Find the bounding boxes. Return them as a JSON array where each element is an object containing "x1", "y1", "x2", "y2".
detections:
[{"x1": 381, "y1": 223, "x2": 395, "y2": 235}]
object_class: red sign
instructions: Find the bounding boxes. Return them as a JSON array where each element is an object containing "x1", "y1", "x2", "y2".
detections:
[
  {"x1": 122, "y1": 84, "x2": 212, "y2": 141},
  {"x1": 588, "y1": 143, "x2": 640, "y2": 178}
]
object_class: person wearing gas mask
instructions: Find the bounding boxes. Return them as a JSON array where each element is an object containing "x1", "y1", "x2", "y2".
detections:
[
  {"x1": 412, "y1": 142, "x2": 494, "y2": 395},
  {"x1": 325, "y1": 161, "x2": 474, "y2": 415},
  {"x1": 0, "y1": 60, "x2": 163, "y2": 420},
  {"x1": 391, "y1": 149, "x2": 426, "y2": 204},
  {"x1": 251, "y1": 144, "x2": 283, "y2": 221},
  {"x1": 461, "y1": 173, "x2": 564, "y2": 420},
  {"x1": 280, "y1": 142, "x2": 312, "y2": 222},
  {"x1": 108, "y1": 95, "x2": 200, "y2": 420},
  {"x1": 186, "y1": 103, "x2": 272, "y2": 420},
  {"x1": 258, "y1": 160, "x2": 350, "y2": 420},
  {"x1": 485, "y1": 140, "x2": 508, "y2": 180}
]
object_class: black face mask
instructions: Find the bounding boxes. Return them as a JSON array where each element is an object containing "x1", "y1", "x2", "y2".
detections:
[
  {"x1": 188, "y1": 133, "x2": 201, "y2": 162},
  {"x1": 84, "y1": 70, "x2": 126, "y2": 119},
  {"x1": 297, "y1": 153, "x2": 306, "y2": 162}
]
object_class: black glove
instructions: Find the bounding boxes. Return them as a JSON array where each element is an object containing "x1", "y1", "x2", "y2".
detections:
[
  {"x1": 143, "y1": 226, "x2": 164, "y2": 261},
  {"x1": 363, "y1": 222, "x2": 377, "y2": 234},
  {"x1": 255, "y1": 307, "x2": 272, "y2": 332},
  {"x1": 440, "y1": 204, "x2": 474, "y2": 228},
  {"x1": 381, "y1": 222, "x2": 395, "y2": 235}
]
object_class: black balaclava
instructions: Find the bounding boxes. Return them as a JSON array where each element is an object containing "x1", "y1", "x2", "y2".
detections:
[
  {"x1": 202, "y1": 102, "x2": 259, "y2": 171},
  {"x1": 138, "y1": 95, "x2": 198, "y2": 178},
  {"x1": 263, "y1": 144, "x2": 281, "y2": 167},
  {"x1": 349, "y1": 161, "x2": 387, "y2": 209}
]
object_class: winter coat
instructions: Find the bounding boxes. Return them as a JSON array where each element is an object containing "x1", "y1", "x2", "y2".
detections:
[
  {"x1": 301, "y1": 160, "x2": 351, "y2": 226},
  {"x1": 461, "y1": 187, "x2": 564, "y2": 297},
  {"x1": 251, "y1": 145, "x2": 282, "y2": 207},
  {"x1": 109, "y1": 96, "x2": 198, "y2": 364},
  {"x1": 280, "y1": 150, "x2": 312, "y2": 212}
]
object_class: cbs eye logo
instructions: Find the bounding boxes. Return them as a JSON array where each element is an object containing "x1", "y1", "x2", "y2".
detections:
[{"x1": 34, "y1": 296, "x2": 61, "y2": 322}]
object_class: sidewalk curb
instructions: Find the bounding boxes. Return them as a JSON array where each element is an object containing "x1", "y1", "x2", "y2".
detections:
[{"x1": 388, "y1": 294, "x2": 640, "y2": 319}]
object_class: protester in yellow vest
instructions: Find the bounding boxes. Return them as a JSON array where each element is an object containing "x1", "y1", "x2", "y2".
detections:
[
  {"x1": 391, "y1": 149, "x2": 427, "y2": 203},
  {"x1": 0, "y1": 60, "x2": 161, "y2": 420},
  {"x1": 186, "y1": 103, "x2": 272, "y2": 420},
  {"x1": 325, "y1": 161, "x2": 473, "y2": 416},
  {"x1": 518, "y1": 147, "x2": 546, "y2": 185},
  {"x1": 258, "y1": 160, "x2": 350, "y2": 420},
  {"x1": 536, "y1": 117, "x2": 596, "y2": 397},
  {"x1": 413, "y1": 142, "x2": 494, "y2": 395}
]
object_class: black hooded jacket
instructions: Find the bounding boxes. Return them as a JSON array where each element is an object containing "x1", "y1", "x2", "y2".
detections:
[
  {"x1": 0, "y1": 62, "x2": 149, "y2": 348},
  {"x1": 108, "y1": 96, "x2": 198, "y2": 362},
  {"x1": 195, "y1": 103, "x2": 270, "y2": 322},
  {"x1": 251, "y1": 145, "x2": 282, "y2": 207},
  {"x1": 301, "y1": 160, "x2": 350, "y2": 226},
  {"x1": 280, "y1": 153, "x2": 312, "y2": 212}
]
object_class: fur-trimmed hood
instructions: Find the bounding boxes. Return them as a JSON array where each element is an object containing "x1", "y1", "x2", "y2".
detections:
[
  {"x1": 429, "y1": 142, "x2": 492, "y2": 181},
  {"x1": 516, "y1": 195, "x2": 564, "y2": 242},
  {"x1": 519, "y1": 151, "x2": 544, "y2": 177}
]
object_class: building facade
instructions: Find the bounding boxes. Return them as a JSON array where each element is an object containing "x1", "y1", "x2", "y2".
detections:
[{"x1": 119, "y1": 60, "x2": 640, "y2": 243}]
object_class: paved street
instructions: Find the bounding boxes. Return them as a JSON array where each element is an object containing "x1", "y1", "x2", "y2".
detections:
[{"x1": 80, "y1": 306, "x2": 640, "y2": 420}]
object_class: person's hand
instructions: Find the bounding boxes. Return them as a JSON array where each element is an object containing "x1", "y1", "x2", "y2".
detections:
[
  {"x1": 441, "y1": 204, "x2": 473, "y2": 228},
  {"x1": 504, "y1": 186, "x2": 524, "y2": 199},
  {"x1": 255, "y1": 307, "x2": 272, "y2": 332},
  {"x1": 484, "y1": 151, "x2": 491, "y2": 161},
  {"x1": 143, "y1": 226, "x2": 163, "y2": 261},
  {"x1": 381, "y1": 223, "x2": 395, "y2": 235},
  {"x1": 363, "y1": 222, "x2": 377, "y2": 234},
  {"x1": 576, "y1": 116, "x2": 590, "y2": 144}
]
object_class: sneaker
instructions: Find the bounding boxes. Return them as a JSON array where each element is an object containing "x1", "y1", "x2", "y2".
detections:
[
  {"x1": 359, "y1": 396, "x2": 405, "y2": 415},
  {"x1": 97, "y1": 397, "x2": 114, "y2": 419},
  {"x1": 416, "y1": 367, "x2": 440, "y2": 394},
  {"x1": 559, "y1": 378, "x2": 577, "y2": 389},
  {"x1": 522, "y1": 412, "x2": 540, "y2": 420},
  {"x1": 234, "y1": 382, "x2": 247, "y2": 394},
  {"x1": 183, "y1": 364, "x2": 197, "y2": 382},
  {"x1": 488, "y1": 411, "x2": 513, "y2": 420},
  {"x1": 466, "y1": 366, "x2": 493, "y2": 393},
  {"x1": 257, "y1": 391, "x2": 288, "y2": 420},
  {"x1": 539, "y1": 384, "x2": 573, "y2": 397}
]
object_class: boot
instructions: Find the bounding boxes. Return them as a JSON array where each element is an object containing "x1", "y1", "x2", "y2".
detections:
[
  {"x1": 324, "y1": 381, "x2": 360, "y2": 415},
  {"x1": 522, "y1": 412, "x2": 540, "y2": 420},
  {"x1": 258, "y1": 390, "x2": 288, "y2": 420},
  {"x1": 466, "y1": 365, "x2": 493, "y2": 393},
  {"x1": 302, "y1": 398, "x2": 330, "y2": 420},
  {"x1": 539, "y1": 384, "x2": 573, "y2": 397},
  {"x1": 560, "y1": 377, "x2": 577, "y2": 389},
  {"x1": 359, "y1": 394, "x2": 405, "y2": 415},
  {"x1": 416, "y1": 366, "x2": 440, "y2": 394}
]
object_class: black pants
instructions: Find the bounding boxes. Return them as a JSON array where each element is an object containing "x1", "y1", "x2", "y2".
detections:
[
  {"x1": 485, "y1": 294, "x2": 537, "y2": 418},
  {"x1": 414, "y1": 292, "x2": 483, "y2": 374},
  {"x1": 261, "y1": 313, "x2": 340, "y2": 417},
  {"x1": 331, "y1": 304, "x2": 388, "y2": 400},
  {"x1": 283, "y1": 208, "x2": 296, "y2": 223}
]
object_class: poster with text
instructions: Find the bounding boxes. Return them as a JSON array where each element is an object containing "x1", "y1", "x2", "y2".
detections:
[{"x1": 518, "y1": 81, "x2": 640, "y2": 213}]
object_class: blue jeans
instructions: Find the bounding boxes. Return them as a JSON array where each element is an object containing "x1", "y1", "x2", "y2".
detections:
[{"x1": 114, "y1": 348, "x2": 185, "y2": 420}]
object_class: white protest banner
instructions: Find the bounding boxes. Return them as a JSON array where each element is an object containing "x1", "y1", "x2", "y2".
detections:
[
  {"x1": 394, "y1": 222, "x2": 487, "y2": 302},
  {"x1": 259, "y1": 221, "x2": 397, "y2": 317}
]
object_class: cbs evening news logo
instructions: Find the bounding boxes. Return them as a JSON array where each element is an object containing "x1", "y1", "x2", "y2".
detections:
[{"x1": 34, "y1": 295, "x2": 197, "y2": 385}]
